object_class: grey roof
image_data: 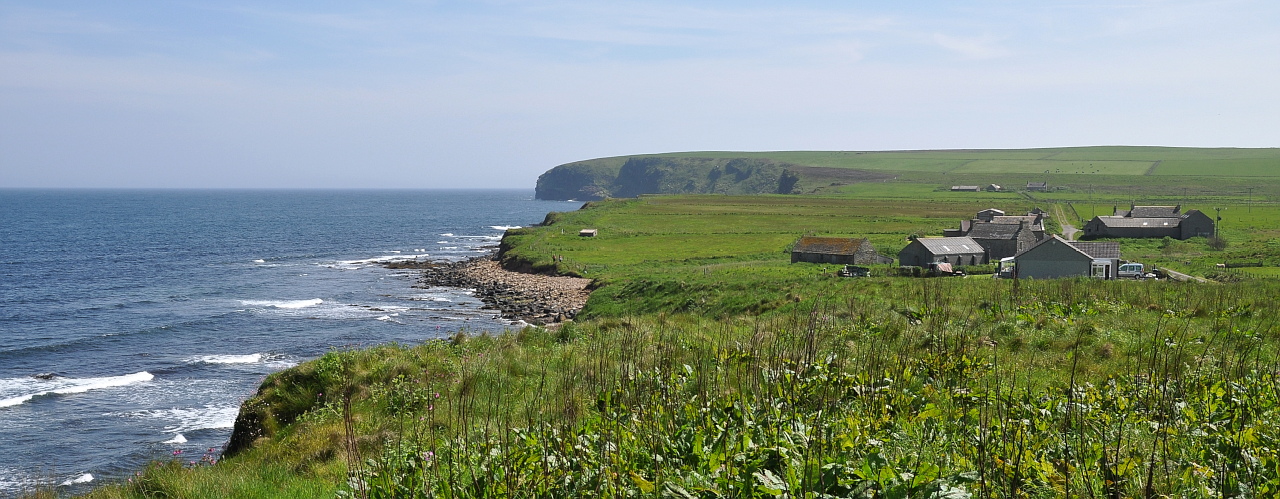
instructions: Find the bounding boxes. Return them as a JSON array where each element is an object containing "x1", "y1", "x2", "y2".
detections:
[
  {"x1": 1097, "y1": 217, "x2": 1181, "y2": 228},
  {"x1": 1027, "y1": 182, "x2": 1047, "y2": 187},
  {"x1": 914, "y1": 237, "x2": 984, "y2": 255},
  {"x1": 967, "y1": 223, "x2": 1021, "y2": 240},
  {"x1": 1128, "y1": 206, "x2": 1180, "y2": 218},
  {"x1": 1069, "y1": 241, "x2": 1121, "y2": 259},
  {"x1": 1016, "y1": 235, "x2": 1088, "y2": 259}
]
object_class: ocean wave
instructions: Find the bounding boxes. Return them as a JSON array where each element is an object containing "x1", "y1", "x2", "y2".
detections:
[
  {"x1": 490, "y1": 225, "x2": 522, "y2": 231},
  {"x1": 191, "y1": 353, "x2": 262, "y2": 364},
  {"x1": 131, "y1": 405, "x2": 239, "y2": 433},
  {"x1": 163, "y1": 434, "x2": 187, "y2": 444},
  {"x1": 239, "y1": 299, "x2": 322, "y2": 309},
  {"x1": 335, "y1": 254, "x2": 428, "y2": 266},
  {"x1": 0, "y1": 371, "x2": 155, "y2": 409},
  {"x1": 60, "y1": 473, "x2": 93, "y2": 486}
]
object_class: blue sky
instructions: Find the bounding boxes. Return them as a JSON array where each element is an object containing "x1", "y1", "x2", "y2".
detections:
[{"x1": 1, "y1": 1, "x2": 1277, "y2": 188}]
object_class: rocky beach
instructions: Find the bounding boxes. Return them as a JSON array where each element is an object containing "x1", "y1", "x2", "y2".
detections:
[{"x1": 413, "y1": 258, "x2": 592, "y2": 325}]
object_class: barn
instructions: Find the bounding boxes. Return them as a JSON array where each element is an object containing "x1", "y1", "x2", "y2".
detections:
[
  {"x1": 790, "y1": 237, "x2": 892, "y2": 265},
  {"x1": 897, "y1": 237, "x2": 986, "y2": 267},
  {"x1": 1082, "y1": 205, "x2": 1215, "y2": 240}
]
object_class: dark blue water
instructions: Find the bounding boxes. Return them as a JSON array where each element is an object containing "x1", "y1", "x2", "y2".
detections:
[{"x1": 0, "y1": 190, "x2": 581, "y2": 496}]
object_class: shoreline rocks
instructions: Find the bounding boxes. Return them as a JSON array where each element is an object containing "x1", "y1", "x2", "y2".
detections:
[{"x1": 413, "y1": 257, "x2": 592, "y2": 326}]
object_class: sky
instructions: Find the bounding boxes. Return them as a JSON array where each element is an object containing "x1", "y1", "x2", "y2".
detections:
[{"x1": 1, "y1": 1, "x2": 1277, "y2": 189}]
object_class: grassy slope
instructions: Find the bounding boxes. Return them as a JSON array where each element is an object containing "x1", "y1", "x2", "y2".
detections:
[
  {"x1": 542, "y1": 146, "x2": 1280, "y2": 203},
  {"x1": 70, "y1": 152, "x2": 1280, "y2": 498}
]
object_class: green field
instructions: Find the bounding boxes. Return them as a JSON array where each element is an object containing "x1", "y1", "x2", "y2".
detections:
[
  {"x1": 639, "y1": 147, "x2": 1280, "y2": 177},
  {"x1": 70, "y1": 154, "x2": 1280, "y2": 499}
]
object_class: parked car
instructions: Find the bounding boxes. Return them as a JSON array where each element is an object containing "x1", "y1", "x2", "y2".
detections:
[
  {"x1": 1118, "y1": 262, "x2": 1156, "y2": 279},
  {"x1": 839, "y1": 265, "x2": 871, "y2": 277}
]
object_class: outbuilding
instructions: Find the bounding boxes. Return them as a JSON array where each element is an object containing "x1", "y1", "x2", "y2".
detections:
[
  {"x1": 791, "y1": 237, "x2": 892, "y2": 265},
  {"x1": 898, "y1": 236, "x2": 986, "y2": 267},
  {"x1": 1082, "y1": 205, "x2": 1215, "y2": 240}
]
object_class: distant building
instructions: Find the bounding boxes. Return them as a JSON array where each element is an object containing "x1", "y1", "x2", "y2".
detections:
[
  {"x1": 1081, "y1": 205, "x2": 1214, "y2": 240},
  {"x1": 898, "y1": 236, "x2": 986, "y2": 267},
  {"x1": 986, "y1": 184, "x2": 1003, "y2": 192},
  {"x1": 976, "y1": 208, "x2": 1005, "y2": 221},
  {"x1": 951, "y1": 185, "x2": 981, "y2": 192},
  {"x1": 1026, "y1": 182, "x2": 1048, "y2": 191},
  {"x1": 791, "y1": 237, "x2": 892, "y2": 265},
  {"x1": 579, "y1": 229, "x2": 598, "y2": 237},
  {"x1": 1014, "y1": 235, "x2": 1121, "y2": 279}
]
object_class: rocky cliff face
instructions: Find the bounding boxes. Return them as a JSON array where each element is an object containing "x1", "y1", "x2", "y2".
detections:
[{"x1": 535, "y1": 156, "x2": 801, "y2": 200}]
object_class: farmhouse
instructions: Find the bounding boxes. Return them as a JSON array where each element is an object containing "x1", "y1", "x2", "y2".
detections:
[
  {"x1": 791, "y1": 237, "x2": 892, "y2": 265},
  {"x1": 942, "y1": 208, "x2": 1047, "y2": 259},
  {"x1": 967, "y1": 221, "x2": 1042, "y2": 260},
  {"x1": 1014, "y1": 235, "x2": 1121, "y2": 279},
  {"x1": 1026, "y1": 182, "x2": 1048, "y2": 191},
  {"x1": 1081, "y1": 205, "x2": 1215, "y2": 240},
  {"x1": 898, "y1": 236, "x2": 986, "y2": 267}
]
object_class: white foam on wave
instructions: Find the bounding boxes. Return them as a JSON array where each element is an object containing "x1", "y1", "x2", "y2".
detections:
[
  {"x1": 134, "y1": 405, "x2": 240, "y2": 433},
  {"x1": 335, "y1": 254, "x2": 427, "y2": 266},
  {"x1": 252, "y1": 259, "x2": 266, "y2": 263},
  {"x1": 163, "y1": 434, "x2": 187, "y2": 444},
  {"x1": 0, "y1": 372, "x2": 154, "y2": 409},
  {"x1": 408, "y1": 294, "x2": 452, "y2": 302},
  {"x1": 192, "y1": 354, "x2": 262, "y2": 364},
  {"x1": 490, "y1": 225, "x2": 522, "y2": 231},
  {"x1": 60, "y1": 473, "x2": 93, "y2": 486},
  {"x1": 240, "y1": 298, "x2": 323, "y2": 309}
]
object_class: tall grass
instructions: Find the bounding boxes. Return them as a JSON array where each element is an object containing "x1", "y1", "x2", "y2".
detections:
[{"x1": 71, "y1": 277, "x2": 1264, "y2": 498}]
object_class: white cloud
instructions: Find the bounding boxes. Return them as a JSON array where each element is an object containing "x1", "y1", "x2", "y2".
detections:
[{"x1": 932, "y1": 33, "x2": 1012, "y2": 60}]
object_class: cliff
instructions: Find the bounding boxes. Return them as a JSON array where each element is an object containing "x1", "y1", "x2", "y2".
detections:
[{"x1": 535, "y1": 156, "x2": 804, "y2": 200}]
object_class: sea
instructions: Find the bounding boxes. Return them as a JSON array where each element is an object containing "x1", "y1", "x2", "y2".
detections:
[{"x1": 0, "y1": 189, "x2": 583, "y2": 497}]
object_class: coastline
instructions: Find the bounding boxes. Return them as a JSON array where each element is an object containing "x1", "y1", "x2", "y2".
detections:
[{"x1": 411, "y1": 257, "x2": 592, "y2": 326}]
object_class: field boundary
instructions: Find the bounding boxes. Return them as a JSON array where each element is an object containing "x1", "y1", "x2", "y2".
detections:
[{"x1": 1144, "y1": 160, "x2": 1162, "y2": 176}]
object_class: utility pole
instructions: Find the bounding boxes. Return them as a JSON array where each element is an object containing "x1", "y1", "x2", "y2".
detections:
[
  {"x1": 1247, "y1": 187, "x2": 1253, "y2": 212},
  {"x1": 1214, "y1": 207, "x2": 1224, "y2": 238}
]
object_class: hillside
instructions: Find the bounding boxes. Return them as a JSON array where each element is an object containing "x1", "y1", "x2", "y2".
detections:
[{"x1": 535, "y1": 146, "x2": 1280, "y2": 200}]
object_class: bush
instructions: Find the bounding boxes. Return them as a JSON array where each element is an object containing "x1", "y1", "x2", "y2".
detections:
[{"x1": 1207, "y1": 235, "x2": 1229, "y2": 251}]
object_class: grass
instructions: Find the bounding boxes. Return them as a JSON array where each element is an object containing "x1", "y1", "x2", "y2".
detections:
[
  {"x1": 76, "y1": 277, "x2": 1280, "y2": 497},
  {"x1": 545, "y1": 147, "x2": 1280, "y2": 202},
  {"x1": 636, "y1": 147, "x2": 1280, "y2": 176},
  {"x1": 63, "y1": 162, "x2": 1280, "y2": 498}
]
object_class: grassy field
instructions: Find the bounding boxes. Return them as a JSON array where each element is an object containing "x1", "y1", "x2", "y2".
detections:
[
  {"x1": 639, "y1": 147, "x2": 1280, "y2": 177},
  {"x1": 61, "y1": 156, "x2": 1280, "y2": 498}
]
